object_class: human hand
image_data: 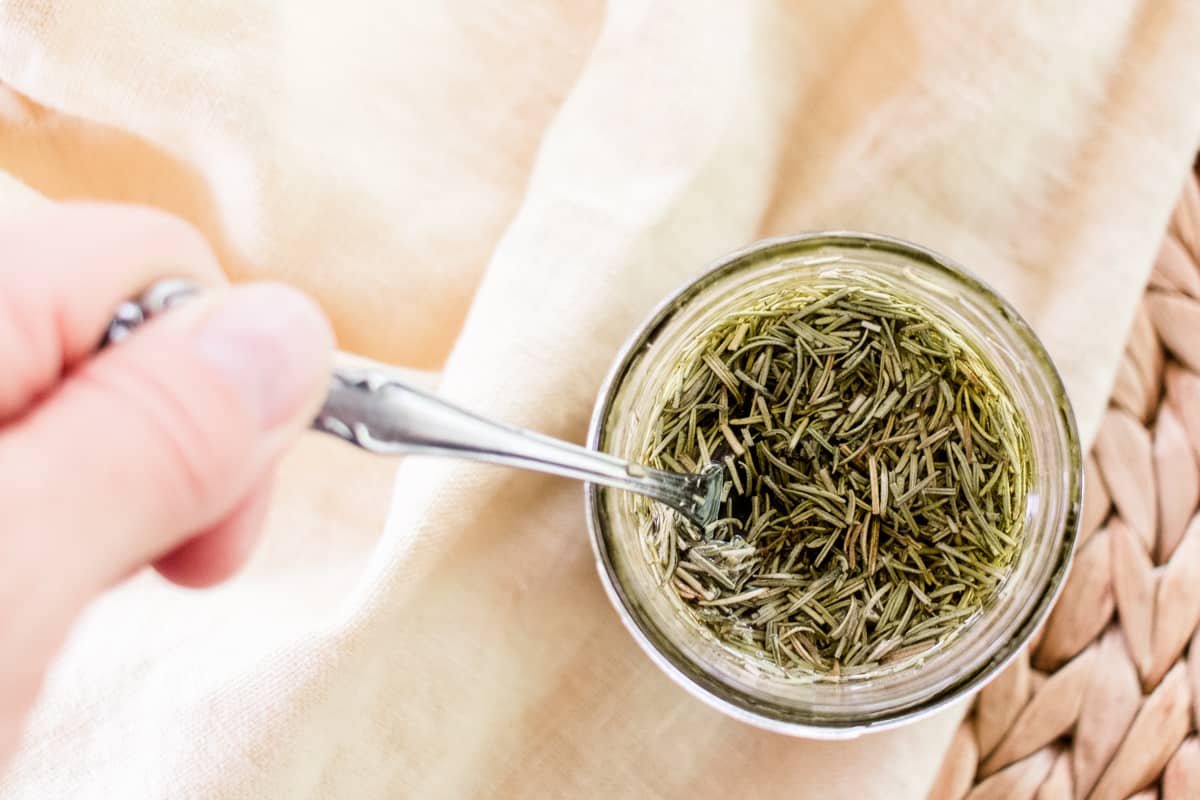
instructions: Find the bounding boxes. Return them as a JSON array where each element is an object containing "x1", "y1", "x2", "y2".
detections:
[{"x1": 0, "y1": 203, "x2": 333, "y2": 766}]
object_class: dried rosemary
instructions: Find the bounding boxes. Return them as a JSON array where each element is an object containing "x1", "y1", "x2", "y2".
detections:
[{"x1": 637, "y1": 282, "x2": 1030, "y2": 677}]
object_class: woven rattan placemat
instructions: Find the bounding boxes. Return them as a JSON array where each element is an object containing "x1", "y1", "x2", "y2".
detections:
[{"x1": 927, "y1": 168, "x2": 1200, "y2": 800}]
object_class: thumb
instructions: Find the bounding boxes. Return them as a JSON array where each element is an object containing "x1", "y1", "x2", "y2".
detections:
[{"x1": 0, "y1": 282, "x2": 333, "y2": 599}]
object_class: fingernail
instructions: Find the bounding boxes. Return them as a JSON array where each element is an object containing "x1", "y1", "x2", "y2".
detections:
[{"x1": 193, "y1": 284, "x2": 333, "y2": 428}]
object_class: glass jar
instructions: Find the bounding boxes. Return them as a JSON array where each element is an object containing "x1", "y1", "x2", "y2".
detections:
[{"x1": 585, "y1": 232, "x2": 1082, "y2": 737}]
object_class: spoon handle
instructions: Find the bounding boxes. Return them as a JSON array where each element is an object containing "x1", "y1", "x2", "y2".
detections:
[
  {"x1": 104, "y1": 280, "x2": 718, "y2": 527},
  {"x1": 318, "y1": 358, "x2": 714, "y2": 523}
]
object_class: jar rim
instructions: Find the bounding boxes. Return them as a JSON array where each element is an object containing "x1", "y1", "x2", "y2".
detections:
[{"x1": 585, "y1": 231, "x2": 1082, "y2": 737}]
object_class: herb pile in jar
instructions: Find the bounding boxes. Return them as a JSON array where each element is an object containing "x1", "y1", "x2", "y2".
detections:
[{"x1": 638, "y1": 283, "x2": 1030, "y2": 677}]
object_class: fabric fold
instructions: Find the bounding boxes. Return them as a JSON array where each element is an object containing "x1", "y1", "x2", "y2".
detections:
[{"x1": 1, "y1": 0, "x2": 1199, "y2": 797}]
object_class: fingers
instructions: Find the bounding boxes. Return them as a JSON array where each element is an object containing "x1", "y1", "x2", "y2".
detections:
[
  {"x1": 153, "y1": 476, "x2": 275, "y2": 588},
  {"x1": 0, "y1": 203, "x2": 226, "y2": 419},
  {"x1": 0, "y1": 204, "x2": 334, "y2": 774},
  {"x1": 0, "y1": 283, "x2": 334, "y2": 604}
]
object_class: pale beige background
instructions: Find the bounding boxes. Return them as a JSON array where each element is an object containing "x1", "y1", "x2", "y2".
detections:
[{"x1": 1, "y1": 1, "x2": 1199, "y2": 797}]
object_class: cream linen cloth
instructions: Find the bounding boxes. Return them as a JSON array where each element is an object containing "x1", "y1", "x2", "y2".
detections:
[{"x1": 2, "y1": 2, "x2": 1200, "y2": 798}]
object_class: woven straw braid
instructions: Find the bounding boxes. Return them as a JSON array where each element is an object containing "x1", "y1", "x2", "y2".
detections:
[{"x1": 927, "y1": 167, "x2": 1200, "y2": 800}]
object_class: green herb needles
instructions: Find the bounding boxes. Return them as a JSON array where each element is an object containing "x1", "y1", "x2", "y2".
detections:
[{"x1": 638, "y1": 283, "x2": 1030, "y2": 677}]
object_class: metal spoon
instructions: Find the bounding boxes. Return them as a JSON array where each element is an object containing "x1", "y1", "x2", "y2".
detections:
[{"x1": 104, "y1": 280, "x2": 723, "y2": 528}]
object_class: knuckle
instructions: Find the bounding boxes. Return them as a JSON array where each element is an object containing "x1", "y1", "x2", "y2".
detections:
[
  {"x1": 115, "y1": 206, "x2": 224, "y2": 282},
  {"x1": 53, "y1": 202, "x2": 225, "y2": 285}
]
